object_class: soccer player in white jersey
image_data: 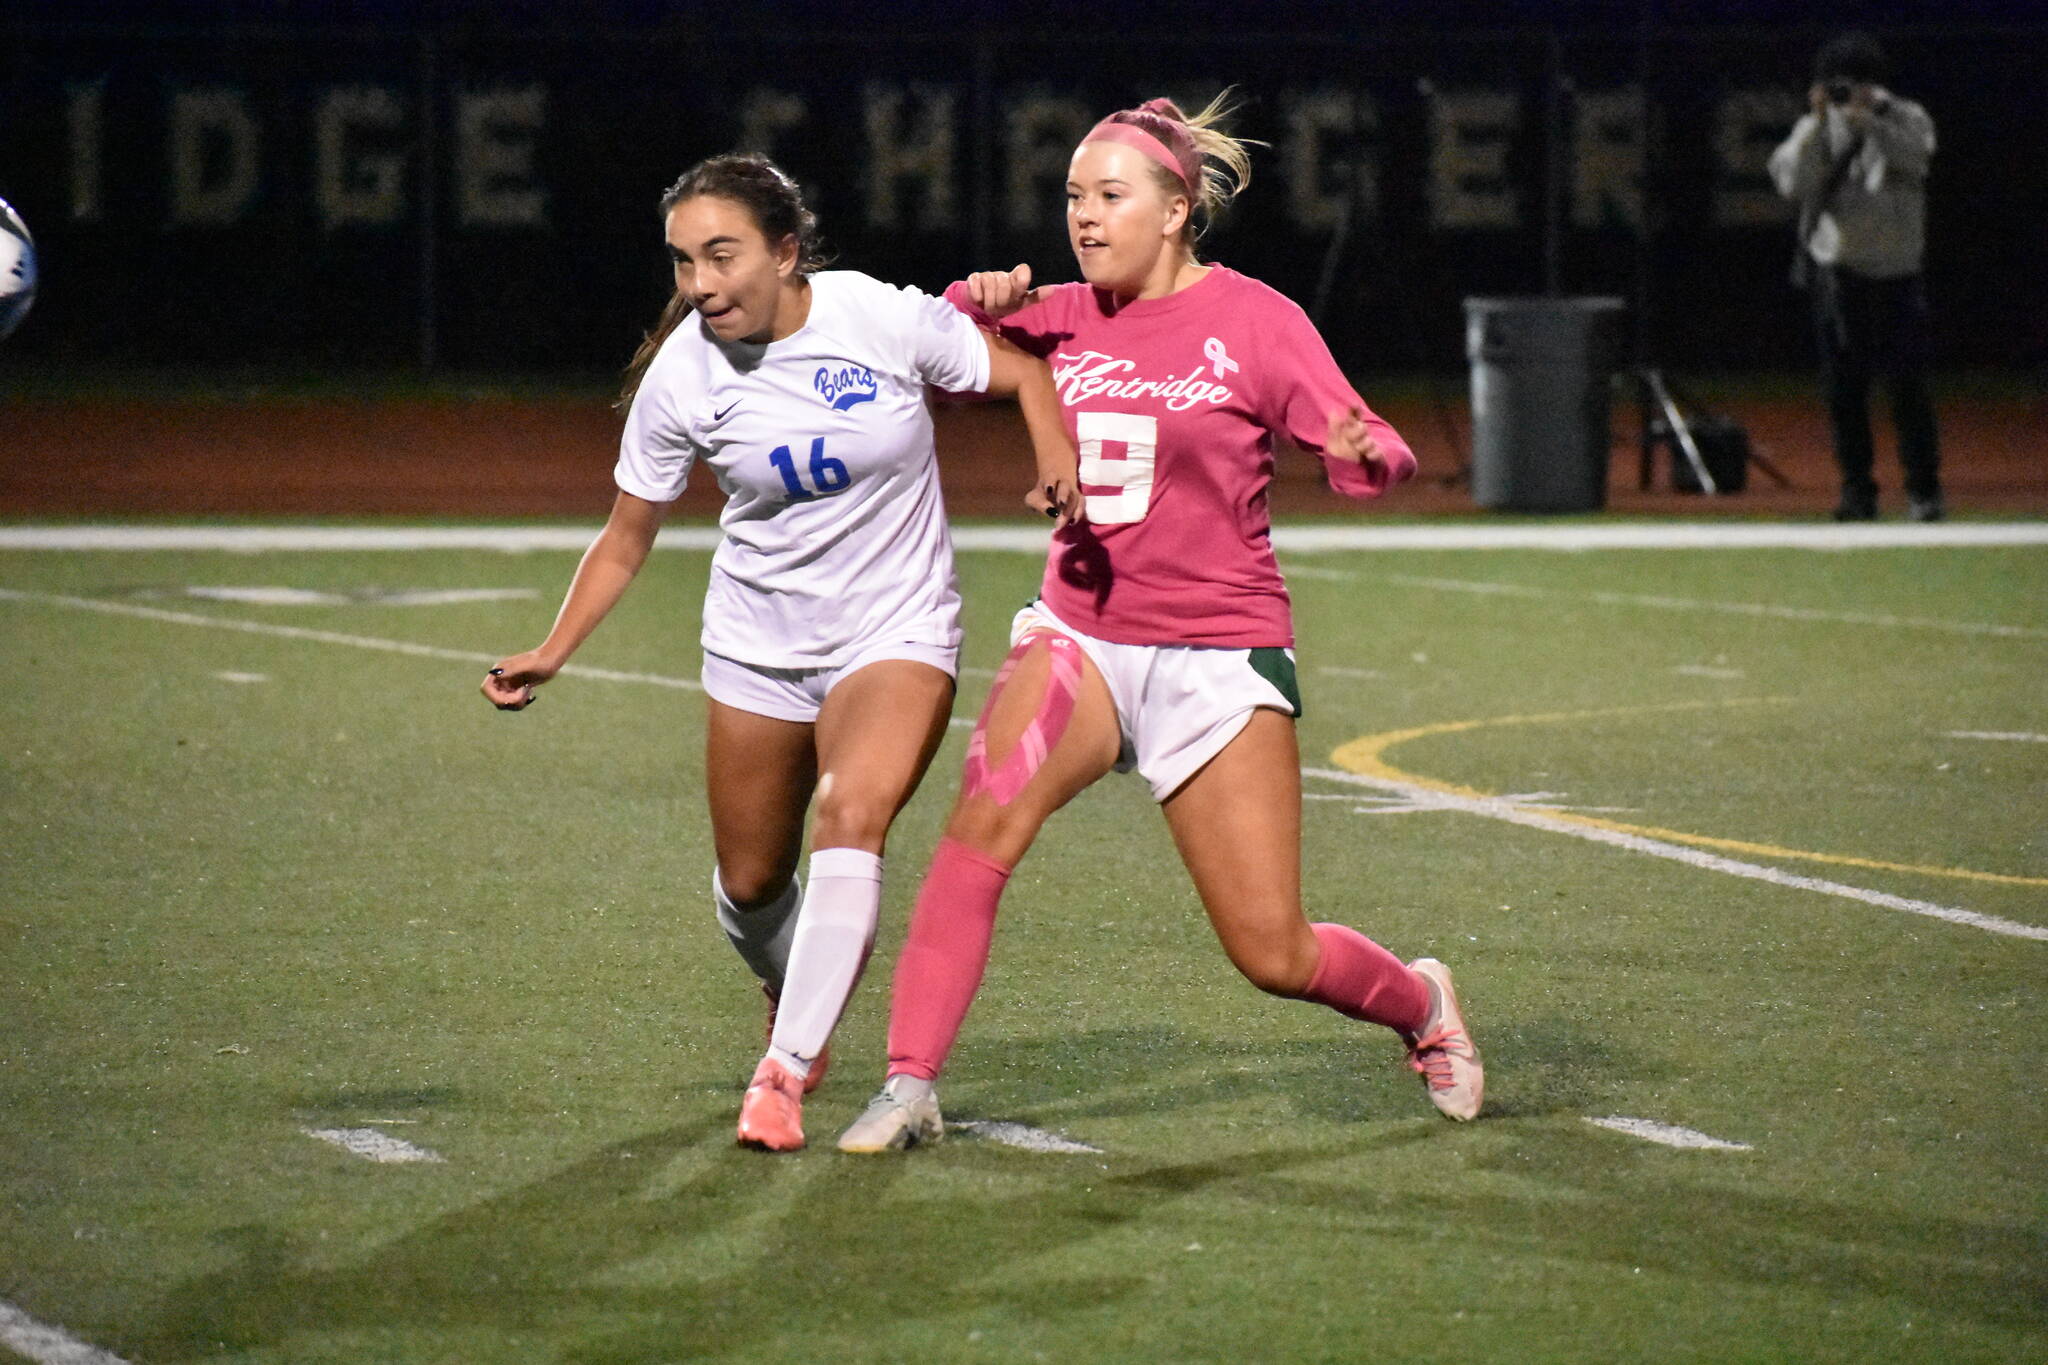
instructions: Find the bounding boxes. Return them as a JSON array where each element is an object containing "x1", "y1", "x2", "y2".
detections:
[
  {"x1": 482, "y1": 154, "x2": 1079, "y2": 1152},
  {"x1": 839, "y1": 96, "x2": 1480, "y2": 1154}
]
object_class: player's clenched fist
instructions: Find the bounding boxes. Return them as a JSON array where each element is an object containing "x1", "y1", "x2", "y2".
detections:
[
  {"x1": 481, "y1": 651, "x2": 557, "y2": 710},
  {"x1": 965, "y1": 263, "x2": 1042, "y2": 318},
  {"x1": 1324, "y1": 405, "x2": 1386, "y2": 468}
]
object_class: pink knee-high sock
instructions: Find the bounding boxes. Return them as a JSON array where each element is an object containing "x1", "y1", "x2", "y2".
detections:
[
  {"x1": 885, "y1": 837, "x2": 1013, "y2": 1081},
  {"x1": 1303, "y1": 922, "x2": 1430, "y2": 1035}
]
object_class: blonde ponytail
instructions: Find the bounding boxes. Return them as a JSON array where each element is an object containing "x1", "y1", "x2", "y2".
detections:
[
  {"x1": 1115, "y1": 89, "x2": 1263, "y2": 247},
  {"x1": 1169, "y1": 90, "x2": 1260, "y2": 224}
]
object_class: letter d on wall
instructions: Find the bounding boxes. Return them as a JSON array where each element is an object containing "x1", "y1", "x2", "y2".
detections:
[{"x1": 170, "y1": 87, "x2": 261, "y2": 226}]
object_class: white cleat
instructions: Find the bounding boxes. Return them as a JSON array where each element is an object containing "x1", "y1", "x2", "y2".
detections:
[
  {"x1": 836, "y1": 1074, "x2": 944, "y2": 1153},
  {"x1": 1405, "y1": 958, "x2": 1483, "y2": 1121}
]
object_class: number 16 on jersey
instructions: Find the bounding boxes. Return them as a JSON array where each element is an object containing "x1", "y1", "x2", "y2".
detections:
[{"x1": 768, "y1": 437, "x2": 852, "y2": 502}]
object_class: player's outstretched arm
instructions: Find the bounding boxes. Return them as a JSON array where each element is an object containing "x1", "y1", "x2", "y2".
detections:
[
  {"x1": 481, "y1": 491, "x2": 668, "y2": 710},
  {"x1": 980, "y1": 331, "x2": 1083, "y2": 528}
]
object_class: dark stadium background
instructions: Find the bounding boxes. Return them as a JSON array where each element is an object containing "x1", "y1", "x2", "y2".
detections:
[{"x1": 3, "y1": 0, "x2": 2043, "y2": 381}]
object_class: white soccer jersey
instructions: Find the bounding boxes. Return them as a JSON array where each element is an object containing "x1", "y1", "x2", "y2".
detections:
[{"x1": 616, "y1": 270, "x2": 991, "y2": 669}]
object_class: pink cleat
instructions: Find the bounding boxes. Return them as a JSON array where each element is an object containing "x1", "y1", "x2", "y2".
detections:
[
  {"x1": 762, "y1": 984, "x2": 829, "y2": 1094},
  {"x1": 1404, "y1": 959, "x2": 1483, "y2": 1121},
  {"x1": 736, "y1": 1056, "x2": 807, "y2": 1152}
]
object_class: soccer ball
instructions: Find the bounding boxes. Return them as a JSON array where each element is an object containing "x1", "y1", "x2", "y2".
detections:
[{"x1": 0, "y1": 197, "x2": 37, "y2": 343}]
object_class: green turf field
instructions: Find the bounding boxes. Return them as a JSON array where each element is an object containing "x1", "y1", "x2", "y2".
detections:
[{"x1": 3, "y1": 528, "x2": 2043, "y2": 1363}]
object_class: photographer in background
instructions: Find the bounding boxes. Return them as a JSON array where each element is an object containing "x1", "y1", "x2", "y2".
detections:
[{"x1": 1770, "y1": 31, "x2": 1942, "y2": 523}]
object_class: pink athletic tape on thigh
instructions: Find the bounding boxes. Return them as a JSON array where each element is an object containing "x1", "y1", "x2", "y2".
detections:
[{"x1": 960, "y1": 634, "x2": 1082, "y2": 806}]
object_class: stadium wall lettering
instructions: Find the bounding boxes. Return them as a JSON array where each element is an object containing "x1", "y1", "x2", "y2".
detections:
[
  {"x1": 1, "y1": 23, "x2": 2041, "y2": 370},
  {"x1": 44, "y1": 79, "x2": 1801, "y2": 236}
]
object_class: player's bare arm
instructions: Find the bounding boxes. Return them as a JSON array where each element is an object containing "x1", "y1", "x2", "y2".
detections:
[
  {"x1": 482, "y1": 490, "x2": 668, "y2": 710},
  {"x1": 980, "y1": 330, "x2": 1084, "y2": 528}
]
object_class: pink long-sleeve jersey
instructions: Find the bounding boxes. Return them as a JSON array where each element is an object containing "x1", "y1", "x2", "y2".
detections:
[{"x1": 947, "y1": 265, "x2": 1415, "y2": 648}]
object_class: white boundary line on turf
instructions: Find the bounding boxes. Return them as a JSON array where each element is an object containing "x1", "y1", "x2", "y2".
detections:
[
  {"x1": 0, "y1": 589, "x2": 701, "y2": 691},
  {"x1": 1275, "y1": 522, "x2": 2048, "y2": 552},
  {"x1": 0, "y1": 1300, "x2": 131, "y2": 1365},
  {"x1": 1584, "y1": 1117, "x2": 1753, "y2": 1151},
  {"x1": 1302, "y1": 766, "x2": 2048, "y2": 942},
  {"x1": 2, "y1": 521, "x2": 2045, "y2": 553},
  {"x1": 304, "y1": 1127, "x2": 446, "y2": 1164},
  {"x1": 953, "y1": 1120, "x2": 1103, "y2": 1154},
  {"x1": 1386, "y1": 574, "x2": 2048, "y2": 640}
]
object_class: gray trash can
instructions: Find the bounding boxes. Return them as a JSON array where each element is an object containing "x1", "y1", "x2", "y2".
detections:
[{"x1": 1464, "y1": 296, "x2": 1626, "y2": 512}]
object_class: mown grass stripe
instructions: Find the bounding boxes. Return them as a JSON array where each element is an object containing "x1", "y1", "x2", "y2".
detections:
[
  {"x1": 0, "y1": 589, "x2": 701, "y2": 691},
  {"x1": 1387, "y1": 573, "x2": 2048, "y2": 639}
]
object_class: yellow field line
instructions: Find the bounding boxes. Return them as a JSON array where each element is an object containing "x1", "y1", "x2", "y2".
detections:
[{"x1": 1329, "y1": 698, "x2": 2048, "y2": 889}]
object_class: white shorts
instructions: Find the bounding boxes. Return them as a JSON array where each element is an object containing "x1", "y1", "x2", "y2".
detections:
[
  {"x1": 701, "y1": 638, "x2": 958, "y2": 724},
  {"x1": 1012, "y1": 600, "x2": 1301, "y2": 803}
]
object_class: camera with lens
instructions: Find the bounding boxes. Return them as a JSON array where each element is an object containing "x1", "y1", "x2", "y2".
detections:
[{"x1": 1826, "y1": 80, "x2": 1855, "y2": 105}]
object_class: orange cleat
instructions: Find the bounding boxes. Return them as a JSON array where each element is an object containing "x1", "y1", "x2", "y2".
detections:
[{"x1": 736, "y1": 1056, "x2": 806, "y2": 1152}]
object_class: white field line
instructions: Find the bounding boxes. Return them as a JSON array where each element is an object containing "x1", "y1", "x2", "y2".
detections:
[
  {"x1": 0, "y1": 1299, "x2": 132, "y2": 1365},
  {"x1": 183, "y1": 585, "x2": 353, "y2": 605},
  {"x1": 1584, "y1": 1117, "x2": 1753, "y2": 1151},
  {"x1": 1302, "y1": 766, "x2": 2048, "y2": 942},
  {"x1": 1946, "y1": 730, "x2": 2048, "y2": 743},
  {"x1": 303, "y1": 1127, "x2": 446, "y2": 1164},
  {"x1": 368, "y1": 588, "x2": 540, "y2": 607},
  {"x1": 1386, "y1": 574, "x2": 2048, "y2": 640},
  {"x1": 179, "y1": 585, "x2": 538, "y2": 607},
  {"x1": 3, "y1": 521, "x2": 2047, "y2": 553},
  {"x1": 1275, "y1": 523, "x2": 2048, "y2": 552},
  {"x1": 953, "y1": 1120, "x2": 1103, "y2": 1154},
  {"x1": 0, "y1": 589, "x2": 701, "y2": 691}
]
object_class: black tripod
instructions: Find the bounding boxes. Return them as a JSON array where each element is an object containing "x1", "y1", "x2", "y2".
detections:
[{"x1": 1630, "y1": 367, "x2": 1791, "y2": 495}]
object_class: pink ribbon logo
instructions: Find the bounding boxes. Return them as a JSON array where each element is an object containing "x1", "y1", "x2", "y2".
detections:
[{"x1": 1204, "y1": 336, "x2": 1239, "y2": 380}]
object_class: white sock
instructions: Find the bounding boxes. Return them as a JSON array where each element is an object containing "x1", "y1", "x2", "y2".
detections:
[
  {"x1": 713, "y1": 867, "x2": 802, "y2": 992},
  {"x1": 884, "y1": 1074, "x2": 934, "y2": 1104},
  {"x1": 766, "y1": 847, "x2": 882, "y2": 1080}
]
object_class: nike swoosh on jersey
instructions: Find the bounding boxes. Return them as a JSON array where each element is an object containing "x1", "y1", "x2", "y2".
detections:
[{"x1": 713, "y1": 400, "x2": 740, "y2": 421}]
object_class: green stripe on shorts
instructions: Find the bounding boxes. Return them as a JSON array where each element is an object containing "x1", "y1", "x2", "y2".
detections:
[{"x1": 1248, "y1": 647, "x2": 1302, "y2": 717}]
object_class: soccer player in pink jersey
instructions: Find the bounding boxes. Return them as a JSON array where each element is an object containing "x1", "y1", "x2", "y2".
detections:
[{"x1": 839, "y1": 95, "x2": 1482, "y2": 1152}]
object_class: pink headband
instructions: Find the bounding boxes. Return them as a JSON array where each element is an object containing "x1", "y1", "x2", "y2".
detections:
[{"x1": 1080, "y1": 103, "x2": 1201, "y2": 192}]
